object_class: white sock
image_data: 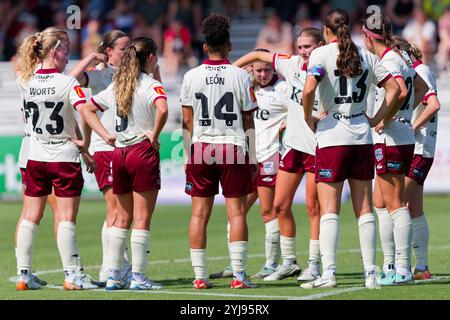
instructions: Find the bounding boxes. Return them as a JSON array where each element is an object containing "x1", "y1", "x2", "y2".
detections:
[
  {"x1": 57, "y1": 221, "x2": 79, "y2": 272},
  {"x1": 280, "y1": 236, "x2": 296, "y2": 267},
  {"x1": 101, "y1": 222, "x2": 109, "y2": 272},
  {"x1": 308, "y1": 239, "x2": 320, "y2": 265},
  {"x1": 229, "y1": 241, "x2": 248, "y2": 274},
  {"x1": 358, "y1": 213, "x2": 377, "y2": 272},
  {"x1": 17, "y1": 220, "x2": 37, "y2": 273},
  {"x1": 190, "y1": 248, "x2": 208, "y2": 280},
  {"x1": 320, "y1": 214, "x2": 339, "y2": 273},
  {"x1": 108, "y1": 227, "x2": 128, "y2": 270},
  {"x1": 375, "y1": 207, "x2": 395, "y2": 271},
  {"x1": 130, "y1": 229, "x2": 150, "y2": 274},
  {"x1": 391, "y1": 207, "x2": 413, "y2": 271},
  {"x1": 412, "y1": 214, "x2": 429, "y2": 269},
  {"x1": 264, "y1": 218, "x2": 280, "y2": 267}
]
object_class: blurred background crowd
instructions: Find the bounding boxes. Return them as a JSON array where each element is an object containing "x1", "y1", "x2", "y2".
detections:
[{"x1": 0, "y1": 0, "x2": 449, "y2": 78}]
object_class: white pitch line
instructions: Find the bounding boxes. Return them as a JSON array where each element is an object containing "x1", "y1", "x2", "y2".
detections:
[{"x1": 8, "y1": 245, "x2": 450, "y2": 300}]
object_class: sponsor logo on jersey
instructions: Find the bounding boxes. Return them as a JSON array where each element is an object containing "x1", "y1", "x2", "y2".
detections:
[
  {"x1": 185, "y1": 182, "x2": 193, "y2": 192},
  {"x1": 74, "y1": 85, "x2": 86, "y2": 98},
  {"x1": 375, "y1": 148, "x2": 383, "y2": 161},
  {"x1": 319, "y1": 169, "x2": 333, "y2": 178},
  {"x1": 387, "y1": 161, "x2": 402, "y2": 170},
  {"x1": 153, "y1": 86, "x2": 167, "y2": 96}
]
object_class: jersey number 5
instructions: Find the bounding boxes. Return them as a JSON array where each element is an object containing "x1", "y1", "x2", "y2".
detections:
[{"x1": 195, "y1": 92, "x2": 237, "y2": 126}]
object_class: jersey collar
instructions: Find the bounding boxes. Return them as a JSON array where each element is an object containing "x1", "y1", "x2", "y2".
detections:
[
  {"x1": 302, "y1": 62, "x2": 307, "y2": 71},
  {"x1": 381, "y1": 47, "x2": 392, "y2": 59},
  {"x1": 36, "y1": 68, "x2": 59, "y2": 74},
  {"x1": 413, "y1": 59, "x2": 423, "y2": 69},
  {"x1": 203, "y1": 59, "x2": 231, "y2": 65},
  {"x1": 330, "y1": 39, "x2": 338, "y2": 43},
  {"x1": 260, "y1": 75, "x2": 279, "y2": 88}
]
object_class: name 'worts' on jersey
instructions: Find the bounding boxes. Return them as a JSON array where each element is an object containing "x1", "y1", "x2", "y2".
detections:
[
  {"x1": 17, "y1": 69, "x2": 86, "y2": 162},
  {"x1": 180, "y1": 59, "x2": 257, "y2": 151},
  {"x1": 307, "y1": 43, "x2": 392, "y2": 148}
]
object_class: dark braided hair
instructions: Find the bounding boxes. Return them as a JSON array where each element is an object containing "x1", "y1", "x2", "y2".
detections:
[{"x1": 324, "y1": 9, "x2": 362, "y2": 78}]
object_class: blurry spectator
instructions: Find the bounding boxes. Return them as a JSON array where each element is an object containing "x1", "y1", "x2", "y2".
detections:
[
  {"x1": 14, "y1": 12, "x2": 39, "y2": 49},
  {"x1": 108, "y1": 0, "x2": 134, "y2": 34},
  {"x1": 385, "y1": 0, "x2": 415, "y2": 34},
  {"x1": 163, "y1": 18, "x2": 197, "y2": 78},
  {"x1": 274, "y1": 0, "x2": 300, "y2": 23},
  {"x1": 53, "y1": 10, "x2": 80, "y2": 59},
  {"x1": 402, "y1": 6, "x2": 437, "y2": 64},
  {"x1": 256, "y1": 12, "x2": 293, "y2": 54},
  {"x1": 133, "y1": 0, "x2": 169, "y2": 53},
  {"x1": 437, "y1": 6, "x2": 450, "y2": 71},
  {"x1": 81, "y1": 19, "x2": 102, "y2": 58},
  {"x1": 330, "y1": 0, "x2": 364, "y2": 22}
]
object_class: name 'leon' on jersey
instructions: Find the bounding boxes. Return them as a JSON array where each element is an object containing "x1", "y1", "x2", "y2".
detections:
[
  {"x1": 180, "y1": 59, "x2": 257, "y2": 151},
  {"x1": 17, "y1": 69, "x2": 87, "y2": 163}
]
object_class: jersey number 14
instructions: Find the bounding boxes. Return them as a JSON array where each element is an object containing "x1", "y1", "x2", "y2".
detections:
[{"x1": 195, "y1": 92, "x2": 237, "y2": 126}]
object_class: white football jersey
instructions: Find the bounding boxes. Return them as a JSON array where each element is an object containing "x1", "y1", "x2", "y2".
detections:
[
  {"x1": 372, "y1": 48, "x2": 416, "y2": 146},
  {"x1": 412, "y1": 61, "x2": 438, "y2": 157},
  {"x1": 17, "y1": 69, "x2": 86, "y2": 163},
  {"x1": 84, "y1": 64, "x2": 115, "y2": 152},
  {"x1": 180, "y1": 59, "x2": 257, "y2": 150},
  {"x1": 272, "y1": 53, "x2": 319, "y2": 155},
  {"x1": 18, "y1": 98, "x2": 32, "y2": 168},
  {"x1": 254, "y1": 76, "x2": 289, "y2": 162},
  {"x1": 307, "y1": 42, "x2": 392, "y2": 148},
  {"x1": 92, "y1": 72, "x2": 167, "y2": 148}
]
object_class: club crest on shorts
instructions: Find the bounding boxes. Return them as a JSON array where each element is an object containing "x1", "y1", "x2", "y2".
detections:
[
  {"x1": 263, "y1": 161, "x2": 275, "y2": 175},
  {"x1": 319, "y1": 169, "x2": 333, "y2": 178},
  {"x1": 185, "y1": 182, "x2": 193, "y2": 192},
  {"x1": 375, "y1": 148, "x2": 383, "y2": 161},
  {"x1": 108, "y1": 175, "x2": 113, "y2": 183},
  {"x1": 262, "y1": 176, "x2": 273, "y2": 182}
]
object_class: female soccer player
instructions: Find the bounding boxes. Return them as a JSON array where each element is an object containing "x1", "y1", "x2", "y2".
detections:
[
  {"x1": 247, "y1": 49, "x2": 288, "y2": 279},
  {"x1": 15, "y1": 28, "x2": 93, "y2": 290},
  {"x1": 362, "y1": 14, "x2": 428, "y2": 285},
  {"x1": 393, "y1": 37, "x2": 440, "y2": 280},
  {"x1": 301, "y1": 8, "x2": 401, "y2": 289},
  {"x1": 181, "y1": 13, "x2": 258, "y2": 289},
  {"x1": 70, "y1": 30, "x2": 133, "y2": 284},
  {"x1": 234, "y1": 28, "x2": 324, "y2": 282},
  {"x1": 80, "y1": 36, "x2": 168, "y2": 290}
]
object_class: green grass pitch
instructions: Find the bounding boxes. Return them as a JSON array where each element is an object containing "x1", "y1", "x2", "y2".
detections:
[{"x1": 0, "y1": 195, "x2": 449, "y2": 300}]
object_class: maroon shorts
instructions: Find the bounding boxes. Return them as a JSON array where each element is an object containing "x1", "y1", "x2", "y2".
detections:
[
  {"x1": 20, "y1": 168, "x2": 26, "y2": 185},
  {"x1": 93, "y1": 151, "x2": 114, "y2": 191},
  {"x1": 112, "y1": 140, "x2": 160, "y2": 194},
  {"x1": 374, "y1": 143, "x2": 414, "y2": 175},
  {"x1": 279, "y1": 148, "x2": 315, "y2": 174},
  {"x1": 24, "y1": 160, "x2": 84, "y2": 197},
  {"x1": 406, "y1": 154, "x2": 434, "y2": 185},
  {"x1": 185, "y1": 143, "x2": 253, "y2": 198},
  {"x1": 315, "y1": 144, "x2": 374, "y2": 183},
  {"x1": 256, "y1": 153, "x2": 279, "y2": 187}
]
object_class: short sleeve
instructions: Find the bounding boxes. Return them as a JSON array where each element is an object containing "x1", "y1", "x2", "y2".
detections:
[
  {"x1": 91, "y1": 84, "x2": 113, "y2": 112},
  {"x1": 241, "y1": 74, "x2": 258, "y2": 113},
  {"x1": 180, "y1": 72, "x2": 193, "y2": 106},
  {"x1": 307, "y1": 49, "x2": 326, "y2": 82},
  {"x1": 84, "y1": 69, "x2": 101, "y2": 88},
  {"x1": 381, "y1": 58, "x2": 403, "y2": 79},
  {"x1": 148, "y1": 81, "x2": 167, "y2": 106},
  {"x1": 69, "y1": 79, "x2": 87, "y2": 110},
  {"x1": 418, "y1": 66, "x2": 438, "y2": 104},
  {"x1": 373, "y1": 61, "x2": 393, "y2": 88},
  {"x1": 272, "y1": 53, "x2": 293, "y2": 78}
]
